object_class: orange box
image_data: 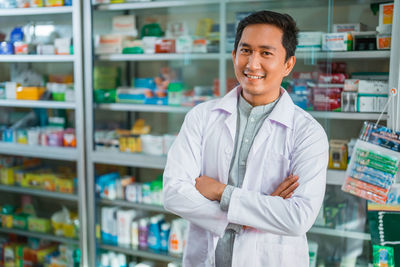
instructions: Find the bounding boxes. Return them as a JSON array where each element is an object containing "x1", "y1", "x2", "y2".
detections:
[{"x1": 16, "y1": 87, "x2": 45, "y2": 100}]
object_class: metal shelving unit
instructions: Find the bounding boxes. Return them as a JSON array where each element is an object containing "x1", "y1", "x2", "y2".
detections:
[
  {"x1": 0, "y1": 55, "x2": 75, "y2": 62},
  {"x1": 98, "y1": 53, "x2": 220, "y2": 61},
  {"x1": 0, "y1": 6, "x2": 72, "y2": 16},
  {"x1": 308, "y1": 227, "x2": 371, "y2": 241},
  {"x1": 0, "y1": 2, "x2": 88, "y2": 266},
  {"x1": 98, "y1": 198, "x2": 168, "y2": 213},
  {"x1": 0, "y1": 99, "x2": 75, "y2": 109},
  {"x1": 0, "y1": 142, "x2": 77, "y2": 161},
  {"x1": 100, "y1": 243, "x2": 182, "y2": 262},
  {"x1": 0, "y1": 185, "x2": 78, "y2": 201},
  {"x1": 84, "y1": 0, "x2": 400, "y2": 266},
  {"x1": 0, "y1": 227, "x2": 79, "y2": 245}
]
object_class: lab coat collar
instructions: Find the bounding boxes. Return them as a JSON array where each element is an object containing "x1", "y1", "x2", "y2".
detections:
[{"x1": 212, "y1": 86, "x2": 295, "y2": 129}]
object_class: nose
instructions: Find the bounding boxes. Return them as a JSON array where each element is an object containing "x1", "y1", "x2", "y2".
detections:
[{"x1": 246, "y1": 53, "x2": 261, "y2": 70}]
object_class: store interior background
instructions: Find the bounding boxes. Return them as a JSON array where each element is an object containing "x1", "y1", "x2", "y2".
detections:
[{"x1": 0, "y1": 0, "x2": 399, "y2": 266}]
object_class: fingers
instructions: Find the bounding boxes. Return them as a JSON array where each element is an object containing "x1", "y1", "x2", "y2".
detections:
[
  {"x1": 271, "y1": 174, "x2": 298, "y2": 196},
  {"x1": 280, "y1": 179, "x2": 299, "y2": 199}
]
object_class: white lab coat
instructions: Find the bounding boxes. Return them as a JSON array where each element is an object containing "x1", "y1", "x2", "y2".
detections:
[{"x1": 163, "y1": 86, "x2": 329, "y2": 267}]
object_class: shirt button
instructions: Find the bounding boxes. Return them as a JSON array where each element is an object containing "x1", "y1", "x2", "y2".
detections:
[
  {"x1": 244, "y1": 139, "x2": 249, "y2": 143},
  {"x1": 240, "y1": 160, "x2": 246, "y2": 165},
  {"x1": 250, "y1": 117, "x2": 255, "y2": 122}
]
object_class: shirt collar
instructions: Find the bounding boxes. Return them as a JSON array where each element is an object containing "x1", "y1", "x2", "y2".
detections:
[{"x1": 212, "y1": 86, "x2": 295, "y2": 129}]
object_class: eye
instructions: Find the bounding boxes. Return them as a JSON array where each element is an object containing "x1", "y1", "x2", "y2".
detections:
[
  {"x1": 240, "y1": 48, "x2": 251, "y2": 54},
  {"x1": 262, "y1": 51, "x2": 272, "y2": 56}
]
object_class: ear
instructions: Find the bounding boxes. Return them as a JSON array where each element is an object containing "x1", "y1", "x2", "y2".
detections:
[
  {"x1": 283, "y1": 56, "x2": 296, "y2": 77},
  {"x1": 232, "y1": 49, "x2": 236, "y2": 63}
]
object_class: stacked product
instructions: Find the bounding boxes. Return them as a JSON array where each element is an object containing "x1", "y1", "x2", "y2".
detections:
[
  {"x1": 0, "y1": 156, "x2": 76, "y2": 194},
  {"x1": 342, "y1": 122, "x2": 400, "y2": 204},
  {"x1": 0, "y1": 0, "x2": 72, "y2": 8},
  {"x1": 98, "y1": 251, "x2": 182, "y2": 267},
  {"x1": 101, "y1": 208, "x2": 188, "y2": 255},
  {"x1": 0, "y1": 198, "x2": 79, "y2": 239},
  {"x1": 0, "y1": 24, "x2": 72, "y2": 55},
  {"x1": 96, "y1": 172, "x2": 163, "y2": 206},
  {"x1": 95, "y1": 14, "x2": 219, "y2": 55},
  {"x1": 0, "y1": 237, "x2": 79, "y2": 267}
]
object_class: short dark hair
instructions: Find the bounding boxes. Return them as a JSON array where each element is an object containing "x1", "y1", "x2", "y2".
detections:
[{"x1": 234, "y1": 10, "x2": 299, "y2": 61}]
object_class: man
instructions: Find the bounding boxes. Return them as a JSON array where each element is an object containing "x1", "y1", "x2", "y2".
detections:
[{"x1": 163, "y1": 10, "x2": 328, "y2": 267}]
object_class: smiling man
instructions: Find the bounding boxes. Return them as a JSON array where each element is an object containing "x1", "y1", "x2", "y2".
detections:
[{"x1": 163, "y1": 10, "x2": 329, "y2": 267}]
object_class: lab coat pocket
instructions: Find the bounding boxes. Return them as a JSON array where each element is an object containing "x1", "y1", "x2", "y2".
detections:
[
  {"x1": 260, "y1": 152, "x2": 290, "y2": 195},
  {"x1": 255, "y1": 242, "x2": 307, "y2": 267}
]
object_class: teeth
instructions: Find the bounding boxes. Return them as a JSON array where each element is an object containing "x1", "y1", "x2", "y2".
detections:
[{"x1": 246, "y1": 74, "x2": 263, "y2": 79}]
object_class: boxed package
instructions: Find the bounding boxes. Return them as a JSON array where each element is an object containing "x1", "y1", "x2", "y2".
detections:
[
  {"x1": 112, "y1": 15, "x2": 137, "y2": 37},
  {"x1": 344, "y1": 79, "x2": 388, "y2": 94},
  {"x1": 95, "y1": 35, "x2": 134, "y2": 54},
  {"x1": 333, "y1": 23, "x2": 366, "y2": 33},
  {"x1": 377, "y1": 33, "x2": 391, "y2": 49},
  {"x1": 377, "y1": 2, "x2": 394, "y2": 33},
  {"x1": 341, "y1": 92, "x2": 357, "y2": 112},
  {"x1": 322, "y1": 33, "x2": 353, "y2": 51},
  {"x1": 352, "y1": 31, "x2": 377, "y2": 51},
  {"x1": 357, "y1": 94, "x2": 387, "y2": 112},
  {"x1": 16, "y1": 87, "x2": 46, "y2": 100},
  {"x1": 312, "y1": 87, "x2": 342, "y2": 111},
  {"x1": 297, "y1": 32, "x2": 323, "y2": 51},
  {"x1": 329, "y1": 139, "x2": 348, "y2": 170},
  {"x1": 54, "y1": 38, "x2": 71, "y2": 55}
]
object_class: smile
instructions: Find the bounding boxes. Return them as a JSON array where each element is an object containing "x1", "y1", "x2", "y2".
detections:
[{"x1": 244, "y1": 73, "x2": 265, "y2": 79}]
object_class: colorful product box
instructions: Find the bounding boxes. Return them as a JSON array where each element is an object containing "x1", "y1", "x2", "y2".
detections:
[
  {"x1": 322, "y1": 32, "x2": 353, "y2": 51},
  {"x1": 333, "y1": 23, "x2": 366, "y2": 33},
  {"x1": 297, "y1": 32, "x2": 323, "y2": 51}
]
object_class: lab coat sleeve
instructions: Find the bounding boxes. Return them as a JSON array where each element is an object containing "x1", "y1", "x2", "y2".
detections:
[
  {"x1": 163, "y1": 105, "x2": 229, "y2": 237},
  {"x1": 227, "y1": 121, "x2": 329, "y2": 236}
]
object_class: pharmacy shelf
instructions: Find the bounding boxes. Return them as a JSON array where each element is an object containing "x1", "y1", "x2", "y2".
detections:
[
  {"x1": 0, "y1": 99, "x2": 75, "y2": 109},
  {"x1": 225, "y1": 50, "x2": 391, "y2": 60},
  {"x1": 308, "y1": 111, "x2": 387, "y2": 120},
  {"x1": 0, "y1": 55, "x2": 75, "y2": 62},
  {"x1": 94, "y1": 0, "x2": 219, "y2": 10},
  {"x1": 0, "y1": 185, "x2": 78, "y2": 201},
  {"x1": 97, "y1": 53, "x2": 220, "y2": 61},
  {"x1": 91, "y1": 151, "x2": 166, "y2": 169},
  {"x1": 99, "y1": 243, "x2": 182, "y2": 262},
  {"x1": 96, "y1": 103, "x2": 191, "y2": 113},
  {"x1": 0, "y1": 227, "x2": 79, "y2": 245},
  {"x1": 0, "y1": 6, "x2": 73, "y2": 16},
  {"x1": 0, "y1": 142, "x2": 77, "y2": 161},
  {"x1": 98, "y1": 198, "x2": 168, "y2": 213},
  {"x1": 326, "y1": 169, "x2": 346, "y2": 186},
  {"x1": 308, "y1": 227, "x2": 371, "y2": 240}
]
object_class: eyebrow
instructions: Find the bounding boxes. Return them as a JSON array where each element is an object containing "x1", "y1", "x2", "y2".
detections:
[{"x1": 240, "y1": 42, "x2": 277, "y2": 51}]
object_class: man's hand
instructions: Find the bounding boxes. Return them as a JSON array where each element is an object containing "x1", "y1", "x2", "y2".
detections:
[
  {"x1": 195, "y1": 176, "x2": 226, "y2": 201},
  {"x1": 271, "y1": 174, "x2": 299, "y2": 199}
]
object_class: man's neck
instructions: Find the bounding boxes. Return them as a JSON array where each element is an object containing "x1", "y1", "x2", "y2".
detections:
[{"x1": 241, "y1": 90, "x2": 281, "y2": 107}]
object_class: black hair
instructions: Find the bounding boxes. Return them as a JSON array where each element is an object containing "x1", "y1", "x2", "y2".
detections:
[{"x1": 234, "y1": 10, "x2": 299, "y2": 61}]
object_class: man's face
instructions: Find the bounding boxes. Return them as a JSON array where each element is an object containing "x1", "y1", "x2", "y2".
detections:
[{"x1": 232, "y1": 23, "x2": 295, "y2": 105}]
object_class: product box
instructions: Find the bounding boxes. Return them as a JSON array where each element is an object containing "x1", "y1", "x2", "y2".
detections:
[
  {"x1": 36, "y1": 44, "x2": 55, "y2": 55},
  {"x1": 117, "y1": 210, "x2": 137, "y2": 246},
  {"x1": 322, "y1": 33, "x2": 353, "y2": 51},
  {"x1": 95, "y1": 35, "x2": 134, "y2": 54},
  {"x1": 377, "y1": 33, "x2": 391, "y2": 49},
  {"x1": 333, "y1": 23, "x2": 366, "y2": 33},
  {"x1": 341, "y1": 92, "x2": 357, "y2": 112},
  {"x1": 328, "y1": 139, "x2": 348, "y2": 170},
  {"x1": 344, "y1": 79, "x2": 359, "y2": 92},
  {"x1": 352, "y1": 31, "x2": 377, "y2": 51},
  {"x1": 0, "y1": 41, "x2": 13, "y2": 54},
  {"x1": 155, "y1": 39, "x2": 176, "y2": 53},
  {"x1": 357, "y1": 94, "x2": 387, "y2": 112},
  {"x1": 5, "y1": 82, "x2": 17, "y2": 99},
  {"x1": 358, "y1": 80, "x2": 388, "y2": 94},
  {"x1": 312, "y1": 87, "x2": 342, "y2": 111},
  {"x1": 54, "y1": 38, "x2": 71, "y2": 55},
  {"x1": 101, "y1": 207, "x2": 118, "y2": 245},
  {"x1": 112, "y1": 15, "x2": 137, "y2": 37},
  {"x1": 377, "y1": 2, "x2": 394, "y2": 33},
  {"x1": 297, "y1": 32, "x2": 323, "y2": 51},
  {"x1": 16, "y1": 87, "x2": 46, "y2": 100}
]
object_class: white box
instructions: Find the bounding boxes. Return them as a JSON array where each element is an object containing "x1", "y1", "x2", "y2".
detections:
[
  {"x1": 377, "y1": 3, "x2": 393, "y2": 33},
  {"x1": 101, "y1": 207, "x2": 118, "y2": 244},
  {"x1": 322, "y1": 33, "x2": 352, "y2": 51},
  {"x1": 297, "y1": 32, "x2": 323, "y2": 51},
  {"x1": 344, "y1": 79, "x2": 358, "y2": 92},
  {"x1": 333, "y1": 23, "x2": 366, "y2": 33},
  {"x1": 117, "y1": 210, "x2": 137, "y2": 246},
  {"x1": 5, "y1": 82, "x2": 17, "y2": 99},
  {"x1": 358, "y1": 80, "x2": 388, "y2": 95},
  {"x1": 357, "y1": 95, "x2": 387, "y2": 112},
  {"x1": 54, "y1": 38, "x2": 71, "y2": 55},
  {"x1": 112, "y1": 15, "x2": 138, "y2": 37}
]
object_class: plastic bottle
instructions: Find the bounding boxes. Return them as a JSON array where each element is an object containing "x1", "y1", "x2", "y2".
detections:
[
  {"x1": 100, "y1": 253, "x2": 110, "y2": 267},
  {"x1": 147, "y1": 216, "x2": 161, "y2": 250},
  {"x1": 160, "y1": 222, "x2": 171, "y2": 251},
  {"x1": 131, "y1": 221, "x2": 139, "y2": 248},
  {"x1": 138, "y1": 218, "x2": 148, "y2": 249},
  {"x1": 117, "y1": 253, "x2": 127, "y2": 267},
  {"x1": 168, "y1": 219, "x2": 184, "y2": 254}
]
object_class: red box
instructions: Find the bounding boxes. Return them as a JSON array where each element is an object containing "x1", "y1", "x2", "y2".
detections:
[
  {"x1": 318, "y1": 73, "x2": 348, "y2": 84},
  {"x1": 155, "y1": 39, "x2": 176, "y2": 53},
  {"x1": 312, "y1": 87, "x2": 342, "y2": 111}
]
